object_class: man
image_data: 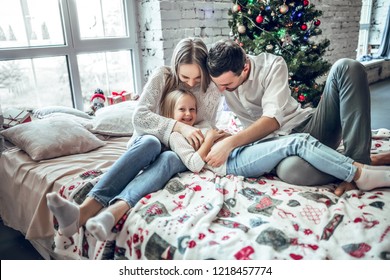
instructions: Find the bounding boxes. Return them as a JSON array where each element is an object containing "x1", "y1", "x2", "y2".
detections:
[{"x1": 206, "y1": 39, "x2": 372, "y2": 195}]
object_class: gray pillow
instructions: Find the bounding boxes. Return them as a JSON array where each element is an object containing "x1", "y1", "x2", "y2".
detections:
[
  {"x1": 90, "y1": 101, "x2": 137, "y2": 136},
  {"x1": 0, "y1": 117, "x2": 105, "y2": 161},
  {"x1": 33, "y1": 106, "x2": 92, "y2": 119}
]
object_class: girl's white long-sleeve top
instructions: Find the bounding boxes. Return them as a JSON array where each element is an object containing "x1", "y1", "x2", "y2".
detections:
[{"x1": 168, "y1": 122, "x2": 227, "y2": 175}]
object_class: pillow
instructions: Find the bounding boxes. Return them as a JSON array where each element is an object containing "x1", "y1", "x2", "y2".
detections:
[
  {"x1": 0, "y1": 117, "x2": 105, "y2": 161},
  {"x1": 33, "y1": 106, "x2": 92, "y2": 119},
  {"x1": 41, "y1": 112, "x2": 93, "y2": 130},
  {"x1": 90, "y1": 101, "x2": 138, "y2": 136}
]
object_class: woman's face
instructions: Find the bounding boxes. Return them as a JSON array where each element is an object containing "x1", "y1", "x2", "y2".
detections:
[
  {"x1": 178, "y1": 64, "x2": 202, "y2": 88},
  {"x1": 173, "y1": 94, "x2": 197, "y2": 126}
]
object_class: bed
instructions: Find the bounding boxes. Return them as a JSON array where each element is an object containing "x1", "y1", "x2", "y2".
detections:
[{"x1": 1, "y1": 101, "x2": 389, "y2": 260}]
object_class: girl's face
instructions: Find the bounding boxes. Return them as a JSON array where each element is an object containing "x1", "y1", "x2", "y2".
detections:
[
  {"x1": 173, "y1": 94, "x2": 197, "y2": 126},
  {"x1": 178, "y1": 64, "x2": 202, "y2": 88}
]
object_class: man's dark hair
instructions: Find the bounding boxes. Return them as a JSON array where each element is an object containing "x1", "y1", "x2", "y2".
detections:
[{"x1": 207, "y1": 39, "x2": 247, "y2": 78}]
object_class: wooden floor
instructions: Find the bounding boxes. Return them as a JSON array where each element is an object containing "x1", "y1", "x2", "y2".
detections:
[{"x1": 0, "y1": 78, "x2": 389, "y2": 260}]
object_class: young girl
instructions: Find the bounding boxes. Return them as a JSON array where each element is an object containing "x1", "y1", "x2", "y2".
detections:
[
  {"x1": 165, "y1": 89, "x2": 390, "y2": 192},
  {"x1": 46, "y1": 38, "x2": 222, "y2": 242}
]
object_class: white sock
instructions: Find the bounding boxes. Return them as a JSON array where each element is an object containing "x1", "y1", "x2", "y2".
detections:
[
  {"x1": 364, "y1": 164, "x2": 390, "y2": 170},
  {"x1": 46, "y1": 192, "x2": 80, "y2": 237},
  {"x1": 86, "y1": 211, "x2": 115, "y2": 241},
  {"x1": 355, "y1": 168, "x2": 390, "y2": 191}
]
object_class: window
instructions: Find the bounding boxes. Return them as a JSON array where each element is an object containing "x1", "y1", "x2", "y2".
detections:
[
  {"x1": 0, "y1": 0, "x2": 140, "y2": 111},
  {"x1": 357, "y1": 0, "x2": 374, "y2": 58}
]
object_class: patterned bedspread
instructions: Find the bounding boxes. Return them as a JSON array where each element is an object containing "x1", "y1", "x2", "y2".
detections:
[{"x1": 53, "y1": 138, "x2": 390, "y2": 260}]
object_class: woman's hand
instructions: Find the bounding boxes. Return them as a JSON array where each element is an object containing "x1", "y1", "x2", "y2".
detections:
[{"x1": 175, "y1": 122, "x2": 204, "y2": 150}]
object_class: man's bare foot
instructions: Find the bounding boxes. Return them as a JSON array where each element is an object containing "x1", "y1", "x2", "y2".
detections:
[
  {"x1": 371, "y1": 152, "x2": 390, "y2": 166},
  {"x1": 334, "y1": 181, "x2": 357, "y2": 197}
]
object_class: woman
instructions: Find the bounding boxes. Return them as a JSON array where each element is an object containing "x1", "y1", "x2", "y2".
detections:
[
  {"x1": 46, "y1": 38, "x2": 222, "y2": 241},
  {"x1": 165, "y1": 89, "x2": 390, "y2": 192}
]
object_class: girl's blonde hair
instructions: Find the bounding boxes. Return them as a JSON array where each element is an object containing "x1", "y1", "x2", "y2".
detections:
[
  {"x1": 159, "y1": 37, "x2": 210, "y2": 112},
  {"x1": 161, "y1": 89, "x2": 197, "y2": 119}
]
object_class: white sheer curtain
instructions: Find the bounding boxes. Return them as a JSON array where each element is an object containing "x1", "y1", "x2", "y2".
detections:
[{"x1": 374, "y1": 5, "x2": 390, "y2": 59}]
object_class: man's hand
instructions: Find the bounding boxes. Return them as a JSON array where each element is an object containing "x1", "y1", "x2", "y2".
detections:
[
  {"x1": 205, "y1": 137, "x2": 234, "y2": 167},
  {"x1": 334, "y1": 181, "x2": 357, "y2": 197}
]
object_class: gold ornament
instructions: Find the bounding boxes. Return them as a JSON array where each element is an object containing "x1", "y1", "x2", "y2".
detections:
[
  {"x1": 279, "y1": 4, "x2": 289, "y2": 14},
  {"x1": 237, "y1": 25, "x2": 246, "y2": 34},
  {"x1": 232, "y1": 4, "x2": 241, "y2": 13}
]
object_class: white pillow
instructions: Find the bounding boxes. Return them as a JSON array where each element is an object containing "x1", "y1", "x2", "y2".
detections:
[
  {"x1": 90, "y1": 101, "x2": 138, "y2": 136},
  {"x1": 1, "y1": 117, "x2": 105, "y2": 161},
  {"x1": 33, "y1": 106, "x2": 92, "y2": 119}
]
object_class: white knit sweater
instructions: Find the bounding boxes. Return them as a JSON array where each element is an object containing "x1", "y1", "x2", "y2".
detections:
[
  {"x1": 168, "y1": 121, "x2": 227, "y2": 175},
  {"x1": 130, "y1": 66, "x2": 222, "y2": 147}
]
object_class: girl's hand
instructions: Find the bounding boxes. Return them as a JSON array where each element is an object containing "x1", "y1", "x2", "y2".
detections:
[
  {"x1": 206, "y1": 129, "x2": 227, "y2": 143},
  {"x1": 215, "y1": 130, "x2": 232, "y2": 143}
]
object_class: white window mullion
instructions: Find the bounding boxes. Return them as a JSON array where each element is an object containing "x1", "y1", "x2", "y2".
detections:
[
  {"x1": 125, "y1": 0, "x2": 142, "y2": 95},
  {"x1": 358, "y1": 0, "x2": 374, "y2": 58}
]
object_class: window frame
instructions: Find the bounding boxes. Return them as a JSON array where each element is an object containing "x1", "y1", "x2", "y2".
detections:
[
  {"x1": 357, "y1": 0, "x2": 374, "y2": 58},
  {"x1": 0, "y1": 0, "x2": 141, "y2": 110}
]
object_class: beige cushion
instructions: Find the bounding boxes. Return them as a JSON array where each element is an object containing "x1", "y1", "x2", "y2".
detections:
[
  {"x1": 1, "y1": 117, "x2": 105, "y2": 161},
  {"x1": 90, "y1": 101, "x2": 137, "y2": 136}
]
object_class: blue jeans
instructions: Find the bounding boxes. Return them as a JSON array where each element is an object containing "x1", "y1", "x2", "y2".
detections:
[
  {"x1": 277, "y1": 58, "x2": 371, "y2": 186},
  {"x1": 226, "y1": 133, "x2": 357, "y2": 182},
  {"x1": 88, "y1": 135, "x2": 187, "y2": 207}
]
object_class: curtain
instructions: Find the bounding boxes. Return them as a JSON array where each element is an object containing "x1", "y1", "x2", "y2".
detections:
[{"x1": 373, "y1": 5, "x2": 390, "y2": 59}]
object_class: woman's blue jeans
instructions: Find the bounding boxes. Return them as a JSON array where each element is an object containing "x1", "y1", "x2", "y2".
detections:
[
  {"x1": 226, "y1": 133, "x2": 357, "y2": 183},
  {"x1": 88, "y1": 135, "x2": 187, "y2": 207}
]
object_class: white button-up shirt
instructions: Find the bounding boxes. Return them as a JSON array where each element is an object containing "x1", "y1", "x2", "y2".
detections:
[{"x1": 224, "y1": 53, "x2": 314, "y2": 137}]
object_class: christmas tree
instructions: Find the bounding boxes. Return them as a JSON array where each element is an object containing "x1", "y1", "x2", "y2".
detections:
[{"x1": 228, "y1": 0, "x2": 331, "y2": 107}]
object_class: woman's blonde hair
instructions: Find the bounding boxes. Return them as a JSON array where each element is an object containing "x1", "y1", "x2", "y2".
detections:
[
  {"x1": 159, "y1": 37, "x2": 210, "y2": 112},
  {"x1": 161, "y1": 89, "x2": 197, "y2": 119}
]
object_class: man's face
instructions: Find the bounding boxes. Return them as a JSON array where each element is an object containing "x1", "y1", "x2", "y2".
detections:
[{"x1": 210, "y1": 63, "x2": 249, "y2": 92}]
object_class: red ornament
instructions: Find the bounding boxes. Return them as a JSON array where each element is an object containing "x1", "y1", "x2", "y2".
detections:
[
  {"x1": 300, "y1": 23, "x2": 308, "y2": 31},
  {"x1": 256, "y1": 15, "x2": 264, "y2": 24},
  {"x1": 303, "y1": 0, "x2": 309, "y2": 7},
  {"x1": 314, "y1": 19, "x2": 321, "y2": 26},
  {"x1": 298, "y1": 94, "x2": 306, "y2": 102}
]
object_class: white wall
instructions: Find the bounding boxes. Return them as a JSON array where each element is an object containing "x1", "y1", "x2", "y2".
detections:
[{"x1": 134, "y1": 0, "x2": 388, "y2": 88}]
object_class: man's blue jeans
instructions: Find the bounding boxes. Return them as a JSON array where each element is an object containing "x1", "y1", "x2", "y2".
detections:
[
  {"x1": 88, "y1": 135, "x2": 187, "y2": 207},
  {"x1": 277, "y1": 58, "x2": 371, "y2": 185},
  {"x1": 227, "y1": 133, "x2": 356, "y2": 182}
]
